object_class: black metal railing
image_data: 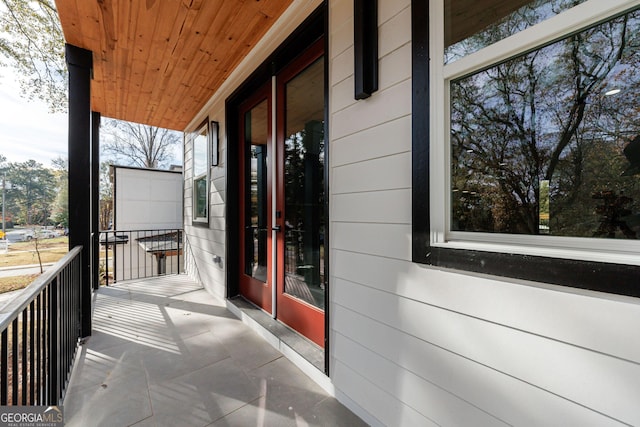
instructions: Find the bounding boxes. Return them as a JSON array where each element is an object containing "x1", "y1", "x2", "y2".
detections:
[
  {"x1": 100, "y1": 229, "x2": 183, "y2": 285},
  {"x1": 0, "y1": 246, "x2": 83, "y2": 406}
]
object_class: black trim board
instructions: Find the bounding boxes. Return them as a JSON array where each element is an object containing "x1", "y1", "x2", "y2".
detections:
[
  {"x1": 354, "y1": 0, "x2": 378, "y2": 99},
  {"x1": 322, "y1": 3, "x2": 330, "y2": 375},
  {"x1": 66, "y1": 43, "x2": 93, "y2": 337},
  {"x1": 411, "y1": 0, "x2": 640, "y2": 298}
]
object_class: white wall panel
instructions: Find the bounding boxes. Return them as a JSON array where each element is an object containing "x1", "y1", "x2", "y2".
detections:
[
  {"x1": 114, "y1": 168, "x2": 182, "y2": 230},
  {"x1": 331, "y1": 116, "x2": 411, "y2": 167},
  {"x1": 332, "y1": 277, "x2": 640, "y2": 425},
  {"x1": 333, "y1": 250, "x2": 640, "y2": 363},
  {"x1": 333, "y1": 360, "x2": 437, "y2": 427},
  {"x1": 379, "y1": 43, "x2": 411, "y2": 89},
  {"x1": 378, "y1": 6, "x2": 410, "y2": 58},
  {"x1": 332, "y1": 189, "x2": 411, "y2": 224},
  {"x1": 330, "y1": 75, "x2": 357, "y2": 115},
  {"x1": 330, "y1": 45, "x2": 353, "y2": 85},
  {"x1": 329, "y1": 0, "x2": 352, "y2": 57},
  {"x1": 331, "y1": 79, "x2": 411, "y2": 139},
  {"x1": 333, "y1": 305, "x2": 626, "y2": 426},
  {"x1": 333, "y1": 152, "x2": 411, "y2": 194},
  {"x1": 334, "y1": 333, "x2": 511, "y2": 426},
  {"x1": 333, "y1": 222, "x2": 411, "y2": 260},
  {"x1": 379, "y1": 0, "x2": 410, "y2": 24}
]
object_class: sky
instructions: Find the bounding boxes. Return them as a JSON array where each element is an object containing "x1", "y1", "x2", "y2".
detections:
[
  {"x1": 0, "y1": 68, "x2": 183, "y2": 169},
  {"x1": 0, "y1": 71, "x2": 68, "y2": 167}
]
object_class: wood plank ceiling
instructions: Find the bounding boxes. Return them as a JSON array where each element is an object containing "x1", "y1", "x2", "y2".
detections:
[{"x1": 55, "y1": 0, "x2": 293, "y2": 131}]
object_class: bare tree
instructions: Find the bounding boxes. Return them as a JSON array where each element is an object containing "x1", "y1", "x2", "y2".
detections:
[
  {"x1": 0, "y1": 0, "x2": 66, "y2": 112},
  {"x1": 102, "y1": 119, "x2": 182, "y2": 169},
  {"x1": 99, "y1": 162, "x2": 113, "y2": 230}
]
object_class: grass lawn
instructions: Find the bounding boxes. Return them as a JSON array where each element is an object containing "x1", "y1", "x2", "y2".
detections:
[
  {"x1": 0, "y1": 274, "x2": 39, "y2": 294},
  {"x1": 0, "y1": 237, "x2": 69, "y2": 268}
]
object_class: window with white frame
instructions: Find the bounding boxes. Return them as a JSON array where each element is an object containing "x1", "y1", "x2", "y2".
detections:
[
  {"x1": 413, "y1": 0, "x2": 640, "y2": 296},
  {"x1": 192, "y1": 120, "x2": 209, "y2": 224}
]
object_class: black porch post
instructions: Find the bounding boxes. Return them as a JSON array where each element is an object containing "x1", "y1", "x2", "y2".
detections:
[
  {"x1": 91, "y1": 112, "x2": 100, "y2": 291},
  {"x1": 66, "y1": 44, "x2": 93, "y2": 338}
]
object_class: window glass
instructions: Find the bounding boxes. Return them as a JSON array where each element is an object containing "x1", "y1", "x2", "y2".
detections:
[
  {"x1": 193, "y1": 131, "x2": 208, "y2": 177},
  {"x1": 192, "y1": 121, "x2": 209, "y2": 222},
  {"x1": 445, "y1": 0, "x2": 589, "y2": 64},
  {"x1": 194, "y1": 176, "x2": 207, "y2": 219},
  {"x1": 450, "y1": 8, "x2": 640, "y2": 238}
]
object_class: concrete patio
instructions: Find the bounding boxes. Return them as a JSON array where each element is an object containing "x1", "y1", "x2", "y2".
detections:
[{"x1": 63, "y1": 275, "x2": 366, "y2": 426}]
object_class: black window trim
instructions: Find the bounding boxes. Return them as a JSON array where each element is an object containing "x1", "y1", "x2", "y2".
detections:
[{"x1": 411, "y1": 0, "x2": 640, "y2": 298}]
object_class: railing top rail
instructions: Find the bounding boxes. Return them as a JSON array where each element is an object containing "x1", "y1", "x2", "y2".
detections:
[
  {"x1": 0, "y1": 246, "x2": 83, "y2": 330},
  {"x1": 99, "y1": 228, "x2": 184, "y2": 233}
]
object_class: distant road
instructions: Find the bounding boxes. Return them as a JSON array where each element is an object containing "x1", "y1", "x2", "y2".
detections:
[
  {"x1": 0, "y1": 264, "x2": 55, "y2": 310},
  {"x1": 0, "y1": 263, "x2": 53, "y2": 278}
]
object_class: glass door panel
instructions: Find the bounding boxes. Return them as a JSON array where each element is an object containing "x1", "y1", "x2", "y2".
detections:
[
  {"x1": 283, "y1": 57, "x2": 325, "y2": 309},
  {"x1": 245, "y1": 100, "x2": 269, "y2": 283},
  {"x1": 275, "y1": 38, "x2": 325, "y2": 348},
  {"x1": 239, "y1": 87, "x2": 272, "y2": 313}
]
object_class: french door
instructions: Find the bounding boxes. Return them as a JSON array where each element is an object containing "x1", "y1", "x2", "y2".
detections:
[{"x1": 239, "y1": 39, "x2": 325, "y2": 347}]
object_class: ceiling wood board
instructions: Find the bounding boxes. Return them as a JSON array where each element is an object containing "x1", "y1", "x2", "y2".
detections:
[
  {"x1": 445, "y1": 0, "x2": 532, "y2": 47},
  {"x1": 56, "y1": 0, "x2": 293, "y2": 130}
]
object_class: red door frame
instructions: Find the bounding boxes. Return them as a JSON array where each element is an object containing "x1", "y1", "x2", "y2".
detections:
[{"x1": 238, "y1": 82, "x2": 273, "y2": 314}]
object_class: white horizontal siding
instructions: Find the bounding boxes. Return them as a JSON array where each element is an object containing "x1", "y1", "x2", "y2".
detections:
[
  {"x1": 183, "y1": 116, "x2": 226, "y2": 297},
  {"x1": 333, "y1": 222, "x2": 411, "y2": 260},
  {"x1": 332, "y1": 79, "x2": 412, "y2": 139},
  {"x1": 330, "y1": 115, "x2": 411, "y2": 167},
  {"x1": 333, "y1": 275, "x2": 640, "y2": 425},
  {"x1": 333, "y1": 152, "x2": 412, "y2": 194},
  {"x1": 334, "y1": 333, "x2": 511, "y2": 426},
  {"x1": 333, "y1": 304, "x2": 626, "y2": 427},
  {"x1": 333, "y1": 360, "x2": 437, "y2": 427},
  {"x1": 114, "y1": 168, "x2": 182, "y2": 231},
  {"x1": 327, "y1": 0, "x2": 640, "y2": 425},
  {"x1": 332, "y1": 189, "x2": 411, "y2": 224}
]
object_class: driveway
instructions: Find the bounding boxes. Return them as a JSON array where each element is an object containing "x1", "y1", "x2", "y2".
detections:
[{"x1": 0, "y1": 263, "x2": 52, "y2": 278}]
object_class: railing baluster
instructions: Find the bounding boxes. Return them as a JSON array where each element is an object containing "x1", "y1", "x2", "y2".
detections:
[
  {"x1": 42, "y1": 286, "x2": 48, "y2": 406},
  {"x1": 11, "y1": 319, "x2": 18, "y2": 404},
  {"x1": 61, "y1": 270, "x2": 67, "y2": 392},
  {"x1": 96, "y1": 229, "x2": 183, "y2": 281},
  {"x1": 48, "y1": 277, "x2": 57, "y2": 405},
  {"x1": 36, "y1": 293, "x2": 41, "y2": 405},
  {"x1": 143, "y1": 230, "x2": 146, "y2": 278},
  {"x1": 29, "y1": 301, "x2": 35, "y2": 405},
  {"x1": 105, "y1": 232, "x2": 110, "y2": 286},
  {"x1": 1, "y1": 328, "x2": 7, "y2": 404},
  {"x1": 21, "y1": 310, "x2": 27, "y2": 404}
]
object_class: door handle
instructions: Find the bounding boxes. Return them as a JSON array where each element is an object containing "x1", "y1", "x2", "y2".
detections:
[{"x1": 272, "y1": 225, "x2": 282, "y2": 232}]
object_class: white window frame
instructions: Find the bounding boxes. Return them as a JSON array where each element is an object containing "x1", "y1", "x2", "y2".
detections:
[
  {"x1": 429, "y1": 0, "x2": 640, "y2": 266},
  {"x1": 192, "y1": 120, "x2": 210, "y2": 225}
]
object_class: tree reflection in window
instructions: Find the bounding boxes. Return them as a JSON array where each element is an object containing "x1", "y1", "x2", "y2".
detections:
[{"x1": 450, "y1": 8, "x2": 640, "y2": 238}]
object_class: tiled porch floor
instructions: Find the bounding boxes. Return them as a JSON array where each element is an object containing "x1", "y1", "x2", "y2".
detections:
[{"x1": 63, "y1": 275, "x2": 366, "y2": 427}]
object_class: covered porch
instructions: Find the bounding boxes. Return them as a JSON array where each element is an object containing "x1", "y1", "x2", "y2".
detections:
[{"x1": 63, "y1": 274, "x2": 363, "y2": 426}]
